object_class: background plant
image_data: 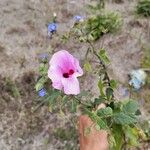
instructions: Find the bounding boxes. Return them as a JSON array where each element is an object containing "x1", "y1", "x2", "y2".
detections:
[
  {"x1": 136, "y1": 0, "x2": 150, "y2": 17},
  {"x1": 35, "y1": 30, "x2": 146, "y2": 150},
  {"x1": 71, "y1": 12, "x2": 122, "y2": 42}
]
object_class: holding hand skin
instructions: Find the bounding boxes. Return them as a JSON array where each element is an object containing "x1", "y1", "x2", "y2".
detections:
[{"x1": 79, "y1": 104, "x2": 108, "y2": 150}]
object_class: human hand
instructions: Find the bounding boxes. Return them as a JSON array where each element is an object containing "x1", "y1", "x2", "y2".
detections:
[{"x1": 79, "y1": 104, "x2": 108, "y2": 150}]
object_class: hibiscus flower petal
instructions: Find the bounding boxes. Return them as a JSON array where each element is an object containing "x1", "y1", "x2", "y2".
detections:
[
  {"x1": 74, "y1": 58, "x2": 83, "y2": 77},
  {"x1": 48, "y1": 66, "x2": 63, "y2": 90},
  {"x1": 52, "y1": 81, "x2": 63, "y2": 90},
  {"x1": 61, "y1": 76, "x2": 80, "y2": 95},
  {"x1": 49, "y1": 50, "x2": 76, "y2": 73},
  {"x1": 48, "y1": 50, "x2": 83, "y2": 95}
]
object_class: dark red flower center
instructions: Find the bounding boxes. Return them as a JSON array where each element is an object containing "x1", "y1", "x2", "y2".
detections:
[
  {"x1": 63, "y1": 73, "x2": 69, "y2": 78},
  {"x1": 63, "y1": 69, "x2": 74, "y2": 78},
  {"x1": 69, "y1": 69, "x2": 74, "y2": 75}
]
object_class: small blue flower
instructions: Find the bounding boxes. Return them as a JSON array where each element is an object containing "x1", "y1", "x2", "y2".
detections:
[
  {"x1": 48, "y1": 23, "x2": 57, "y2": 33},
  {"x1": 38, "y1": 88, "x2": 46, "y2": 97},
  {"x1": 74, "y1": 15, "x2": 84, "y2": 22},
  {"x1": 39, "y1": 53, "x2": 48, "y2": 60}
]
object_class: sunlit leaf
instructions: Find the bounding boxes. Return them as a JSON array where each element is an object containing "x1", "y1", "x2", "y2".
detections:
[
  {"x1": 123, "y1": 100, "x2": 139, "y2": 114},
  {"x1": 35, "y1": 82, "x2": 44, "y2": 91},
  {"x1": 99, "y1": 49, "x2": 110, "y2": 64},
  {"x1": 97, "y1": 118, "x2": 108, "y2": 129},
  {"x1": 110, "y1": 79, "x2": 117, "y2": 89},
  {"x1": 35, "y1": 76, "x2": 48, "y2": 91},
  {"x1": 124, "y1": 126, "x2": 139, "y2": 147},
  {"x1": 84, "y1": 61, "x2": 92, "y2": 72},
  {"x1": 84, "y1": 108, "x2": 108, "y2": 129},
  {"x1": 113, "y1": 112, "x2": 137, "y2": 125},
  {"x1": 109, "y1": 134, "x2": 116, "y2": 150},
  {"x1": 97, "y1": 107, "x2": 113, "y2": 117}
]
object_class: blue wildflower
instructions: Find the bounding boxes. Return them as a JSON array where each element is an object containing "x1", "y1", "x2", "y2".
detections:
[
  {"x1": 48, "y1": 23, "x2": 57, "y2": 33},
  {"x1": 39, "y1": 53, "x2": 48, "y2": 60},
  {"x1": 38, "y1": 88, "x2": 46, "y2": 97},
  {"x1": 74, "y1": 15, "x2": 84, "y2": 22}
]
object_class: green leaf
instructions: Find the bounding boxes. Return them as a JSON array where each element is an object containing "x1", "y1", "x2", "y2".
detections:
[
  {"x1": 62, "y1": 95, "x2": 68, "y2": 106},
  {"x1": 84, "y1": 108, "x2": 107, "y2": 129},
  {"x1": 99, "y1": 49, "x2": 110, "y2": 64},
  {"x1": 35, "y1": 76, "x2": 48, "y2": 91},
  {"x1": 61, "y1": 34, "x2": 69, "y2": 43},
  {"x1": 97, "y1": 107, "x2": 113, "y2": 117},
  {"x1": 39, "y1": 63, "x2": 48, "y2": 75},
  {"x1": 94, "y1": 96, "x2": 105, "y2": 105},
  {"x1": 46, "y1": 91, "x2": 60, "y2": 112},
  {"x1": 108, "y1": 134, "x2": 116, "y2": 150},
  {"x1": 84, "y1": 61, "x2": 92, "y2": 72},
  {"x1": 48, "y1": 90, "x2": 60, "y2": 105},
  {"x1": 71, "y1": 100, "x2": 78, "y2": 113},
  {"x1": 113, "y1": 112, "x2": 137, "y2": 125},
  {"x1": 83, "y1": 108, "x2": 97, "y2": 121},
  {"x1": 97, "y1": 118, "x2": 108, "y2": 129},
  {"x1": 35, "y1": 82, "x2": 44, "y2": 91},
  {"x1": 140, "y1": 120, "x2": 150, "y2": 138},
  {"x1": 112, "y1": 124, "x2": 124, "y2": 150},
  {"x1": 110, "y1": 79, "x2": 117, "y2": 89},
  {"x1": 106, "y1": 88, "x2": 113, "y2": 100},
  {"x1": 79, "y1": 11, "x2": 122, "y2": 42},
  {"x1": 98, "y1": 80, "x2": 105, "y2": 96},
  {"x1": 124, "y1": 126, "x2": 139, "y2": 147},
  {"x1": 123, "y1": 100, "x2": 139, "y2": 114},
  {"x1": 77, "y1": 90, "x2": 89, "y2": 97},
  {"x1": 136, "y1": 0, "x2": 150, "y2": 17}
]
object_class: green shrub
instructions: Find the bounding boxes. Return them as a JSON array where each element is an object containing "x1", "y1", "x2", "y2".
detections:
[
  {"x1": 141, "y1": 46, "x2": 150, "y2": 85},
  {"x1": 112, "y1": 0, "x2": 124, "y2": 3},
  {"x1": 141, "y1": 47, "x2": 150, "y2": 68},
  {"x1": 136, "y1": 0, "x2": 150, "y2": 17},
  {"x1": 83, "y1": 12, "x2": 122, "y2": 41},
  {"x1": 3, "y1": 77, "x2": 20, "y2": 98}
]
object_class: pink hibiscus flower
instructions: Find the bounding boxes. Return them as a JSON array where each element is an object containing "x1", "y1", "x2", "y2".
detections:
[{"x1": 48, "y1": 50, "x2": 83, "y2": 95}]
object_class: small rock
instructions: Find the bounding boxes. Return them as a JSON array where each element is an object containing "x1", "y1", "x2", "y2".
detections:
[{"x1": 129, "y1": 69, "x2": 147, "y2": 90}]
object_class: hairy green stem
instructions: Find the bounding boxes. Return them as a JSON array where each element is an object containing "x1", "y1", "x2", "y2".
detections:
[{"x1": 86, "y1": 39, "x2": 114, "y2": 99}]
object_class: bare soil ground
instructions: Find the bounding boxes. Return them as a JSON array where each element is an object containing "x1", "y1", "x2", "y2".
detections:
[{"x1": 0, "y1": 0, "x2": 150, "y2": 149}]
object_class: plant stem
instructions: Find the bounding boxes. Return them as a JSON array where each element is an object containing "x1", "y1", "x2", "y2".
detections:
[
  {"x1": 86, "y1": 39, "x2": 112, "y2": 88},
  {"x1": 73, "y1": 96, "x2": 91, "y2": 108}
]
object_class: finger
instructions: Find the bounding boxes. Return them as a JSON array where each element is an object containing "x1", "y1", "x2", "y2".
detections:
[{"x1": 79, "y1": 115, "x2": 108, "y2": 150}]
